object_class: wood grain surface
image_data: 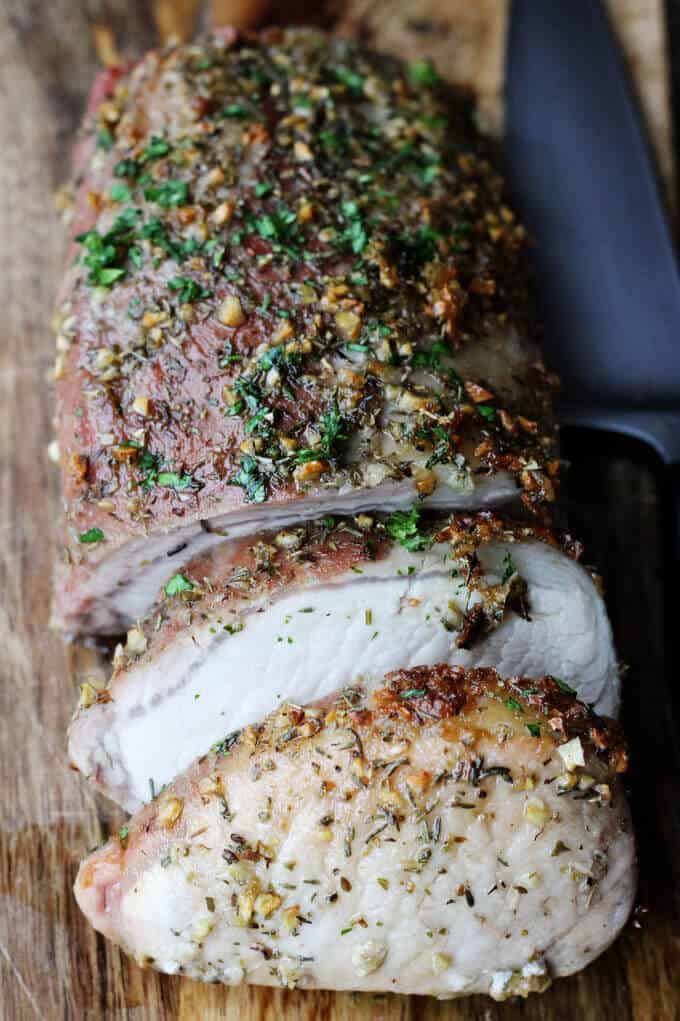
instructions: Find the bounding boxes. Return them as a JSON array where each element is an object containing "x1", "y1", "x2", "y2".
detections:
[{"x1": 0, "y1": 1, "x2": 678, "y2": 1018}]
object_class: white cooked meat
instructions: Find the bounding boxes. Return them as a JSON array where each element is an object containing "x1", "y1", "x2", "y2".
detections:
[
  {"x1": 68, "y1": 512, "x2": 620, "y2": 811},
  {"x1": 74, "y1": 665, "x2": 635, "y2": 1000},
  {"x1": 56, "y1": 460, "x2": 518, "y2": 638}
]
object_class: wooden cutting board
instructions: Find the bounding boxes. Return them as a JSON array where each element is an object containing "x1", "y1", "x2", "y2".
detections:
[{"x1": 0, "y1": 2, "x2": 677, "y2": 1018}]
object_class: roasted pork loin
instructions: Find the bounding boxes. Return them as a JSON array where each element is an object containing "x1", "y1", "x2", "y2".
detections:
[
  {"x1": 68, "y1": 512, "x2": 619, "y2": 811},
  {"x1": 75, "y1": 665, "x2": 635, "y2": 999},
  {"x1": 53, "y1": 28, "x2": 557, "y2": 636}
]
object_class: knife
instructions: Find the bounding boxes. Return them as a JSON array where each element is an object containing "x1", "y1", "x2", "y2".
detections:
[{"x1": 505, "y1": 0, "x2": 680, "y2": 476}]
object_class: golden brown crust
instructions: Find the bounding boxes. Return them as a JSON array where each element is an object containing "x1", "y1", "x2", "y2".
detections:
[
  {"x1": 434, "y1": 511, "x2": 583, "y2": 560},
  {"x1": 372, "y1": 666, "x2": 627, "y2": 772}
]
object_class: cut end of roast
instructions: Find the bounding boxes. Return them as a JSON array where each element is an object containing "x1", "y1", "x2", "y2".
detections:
[{"x1": 75, "y1": 665, "x2": 635, "y2": 998}]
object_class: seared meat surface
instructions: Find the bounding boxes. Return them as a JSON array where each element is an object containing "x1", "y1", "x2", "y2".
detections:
[
  {"x1": 53, "y1": 28, "x2": 557, "y2": 636},
  {"x1": 75, "y1": 665, "x2": 635, "y2": 999},
  {"x1": 68, "y1": 511, "x2": 619, "y2": 811}
]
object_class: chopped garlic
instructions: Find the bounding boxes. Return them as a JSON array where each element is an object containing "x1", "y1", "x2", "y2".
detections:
[
  {"x1": 217, "y1": 295, "x2": 245, "y2": 327},
  {"x1": 198, "y1": 775, "x2": 223, "y2": 796},
  {"x1": 336, "y1": 310, "x2": 362, "y2": 340},
  {"x1": 293, "y1": 460, "x2": 326, "y2": 482},
  {"x1": 191, "y1": 917, "x2": 214, "y2": 943},
  {"x1": 254, "y1": 892, "x2": 282, "y2": 918},
  {"x1": 405, "y1": 770, "x2": 431, "y2": 795},
  {"x1": 125, "y1": 626, "x2": 147, "y2": 657},
  {"x1": 277, "y1": 957, "x2": 302, "y2": 989},
  {"x1": 157, "y1": 796, "x2": 184, "y2": 829},
  {"x1": 431, "y1": 951, "x2": 452, "y2": 975},
  {"x1": 352, "y1": 940, "x2": 387, "y2": 977},
  {"x1": 524, "y1": 796, "x2": 550, "y2": 828},
  {"x1": 78, "y1": 681, "x2": 101, "y2": 709},
  {"x1": 131, "y1": 395, "x2": 150, "y2": 417},
  {"x1": 294, "y1": 140, "x2": 313, "y2": 161},
  {"x1": 212, "y1": 200, "x2": 234, "y2": 225},
  {"x1": 558, "y1": 737, "x2": 585, "y2": 771}
]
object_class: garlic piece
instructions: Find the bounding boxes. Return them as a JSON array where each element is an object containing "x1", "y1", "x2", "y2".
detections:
[{"x1": 352, "y1": 940, "x2": 387, "y2": 977}]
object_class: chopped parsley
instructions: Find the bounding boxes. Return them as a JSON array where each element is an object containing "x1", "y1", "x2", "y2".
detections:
[
  {"x1": 118, "y1": 825, "x2": 129, "y2": 845},
  {"x1": 422, "y1": 423, "x2": 454, "y2": 468},
  {"x1": 168, "y1": 276, "x2": 212, "y2": 303},
  {"x1": 251, "y1": 205, "x2": 302, "y2": 258},
  {"x1": 139, "y1": 136, "x2": 171, "y2": 163},
  {"x1": 138, "y1": 217, "x2": 201, "y2": 263},
  {"x1": 157, "y1": 471, "x2": 194, "y2": 490},
  {"x1": 114, "y1": 158, "x2": 140, "y2": 178},
  {"x1": 411, "y1": 340, "x2": 449, "y2": 370},
  {"x1": 408, "y1": 59, "x2": 441, "y2": 88},
  {"x1": 97, "y1": 127, "x2": 113, "y2": 150},
  {"x1": 222, "y1": 102, "x2": 249, "y2": 118},
  {"x1": 164, "y1": 573, "x2": 194, "y2": 597},
  {"x1": 526, "y1": 723, "x2": 541, "y2": 738},
  {"x1": 339, "y1": 200, "x2": 368, "y2": 254},
  {"x1": 75, "y1": 207, "x2": 141, "y2": 287},
  {"x1": 143, "y1": 179, "x2": 189, "y2": 207},
  {"x1": 333, "y1": 66, "x2": 365, "y2": 95},
  {"x1": 110, "y1": 183, "x2": 132, "y2": 203},
  {"x1": 295, "y1": 400, "x2": 348, "y2": 464},
  {"x1": 79, "y1": 527, "x2": 104, "y2": 544},
  {"x1": 385, "y1": 507, "x2": 432, "y2": 552},
  {"x1": 230, "y1": 455, "x2": 267, "y2": 503},
  {"x1": 505, "y1": 698, "x2": 523, "y2": 713}
]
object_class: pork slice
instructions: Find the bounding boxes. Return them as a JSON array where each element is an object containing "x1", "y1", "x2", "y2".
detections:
[
  {"x1": 53, "y1": 28, "x2": 557, "y2": 637},
  {"x1": 68, "y1": 513, "x2": 619, "y2": 811},
  {"x1": 74, "y1": 665, "x2": 635, "y2": 999}
]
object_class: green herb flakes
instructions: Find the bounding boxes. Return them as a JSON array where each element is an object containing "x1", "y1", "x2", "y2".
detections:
[
  {"x1": 552, "y1": 677, "x2": 577, "y2": 696},
  {"x1": 79, "y1": 527, "x2": 104, "y2": 544},
  {"x1": 408, "y1": 59, "x2": 441, "y2": 88},
  {"x1": 168, "y1": 276, "x2": 212, "y2": 303},
  {"x1": 230, "y1": 455, "x2": 267, "y2": 503},
  {"x1": 385, "y1": 507, "x2": 432, "y2": 552},
  {"x1": 165, "y1": 573, "x2": 194, "y2": 597}
]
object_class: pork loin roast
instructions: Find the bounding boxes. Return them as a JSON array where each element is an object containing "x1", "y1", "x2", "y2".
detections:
[
  {"x1": 68, "y1": 512, "x2": 619, "y2": 811},
  {"x1": 62, "y1": 30, "x2": 634, "y2": 1000},
  {"x1": 52, "y1": 28, "x2": 557, "y2": 636},
  {"x1": 75, "y1": 665, "x2": 635, "y2": 999}
]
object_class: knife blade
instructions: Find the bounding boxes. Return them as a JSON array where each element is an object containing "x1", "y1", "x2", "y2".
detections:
[{"x1": 505, "y1": 0, "x2": 680, "y2": 464}]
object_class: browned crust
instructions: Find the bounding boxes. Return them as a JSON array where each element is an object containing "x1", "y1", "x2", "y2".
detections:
[
  {"x1": 370, "y1": 666, "x2": 627, "y2": 771},
  {"x1": 434, "y1": 511, "x2": 584, "y2": 560}
]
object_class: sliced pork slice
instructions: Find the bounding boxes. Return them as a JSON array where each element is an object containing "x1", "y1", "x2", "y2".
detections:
[
  {"x1": 52, "y1": 28, "x2": 557, "y2": 637},
  {"x1": 69, "y1": 512, "x2": 619, "y2": 811},
  {"x1": 75, "y1": 666, "x2": 635, "y2": 999}
]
